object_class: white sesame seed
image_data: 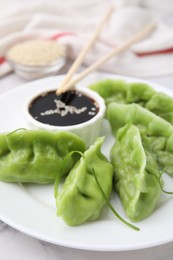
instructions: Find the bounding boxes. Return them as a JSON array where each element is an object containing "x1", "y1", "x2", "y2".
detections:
[{"x1": 7, "y1": 40, "x2": 65, "y2": 66}]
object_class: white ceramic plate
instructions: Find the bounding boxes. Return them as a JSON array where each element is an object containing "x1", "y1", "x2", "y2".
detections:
[{"x1": 0, "y1": 73, "x2": 173, "y2": 251}]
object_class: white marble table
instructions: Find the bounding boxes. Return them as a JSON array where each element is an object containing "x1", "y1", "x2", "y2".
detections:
[{"x1": 0, "y1": 71, "x2": 173, "y2": 260}]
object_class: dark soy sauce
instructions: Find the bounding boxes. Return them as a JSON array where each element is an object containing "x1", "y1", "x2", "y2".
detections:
[{"x1": 29, "y1": 90, "x2": 99, "y2": 126}]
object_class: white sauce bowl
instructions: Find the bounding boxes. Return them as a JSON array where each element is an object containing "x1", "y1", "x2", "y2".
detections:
[{"x1": 24, "y1": 86, "x2": 106, "y2": 147}]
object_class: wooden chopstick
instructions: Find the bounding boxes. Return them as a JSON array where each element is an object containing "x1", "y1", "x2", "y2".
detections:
[
  {"x1": 56, "y1": 5, "x2": 114, "y2": 95},
  {"x1": 58, "y1": 22, "x2": 156, "y2": 93}
]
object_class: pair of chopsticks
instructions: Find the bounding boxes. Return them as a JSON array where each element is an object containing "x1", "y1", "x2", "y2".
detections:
[{"x1": 56, "y1": 6, "x2": 155, "y2": 95}]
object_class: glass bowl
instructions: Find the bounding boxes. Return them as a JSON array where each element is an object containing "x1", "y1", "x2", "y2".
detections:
[
  {"x1": 7, "y1": 57, "x2": 66, "y2": 80},
  {"x1": 6, "y1": 40, "x2": 66, "y2": 80}
]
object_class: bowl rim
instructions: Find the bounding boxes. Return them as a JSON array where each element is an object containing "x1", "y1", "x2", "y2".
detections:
[
  {"x1": 24, "y1": 86, "x2": 106, "y2": 131},
  {"x1": 6, "y1": 55, "x2": 66, "y2": 70}
]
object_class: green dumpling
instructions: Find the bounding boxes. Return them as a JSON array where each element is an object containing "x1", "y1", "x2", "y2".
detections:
[
  {"x1": 110, "y1": 124, "x2": 161, "y2": 221},
  {"x1": 106, "y1": 102, "x2": 173, "y2": 176},
  {"x1": 0, "y1": 129, "x2": 86, "y2": 183},
  {"x1": 89, "y1": 79, "x2": 155, "y2": 106},
  {"x1": 56, "y1": 137, "x2": 113, "y2": 226}
]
